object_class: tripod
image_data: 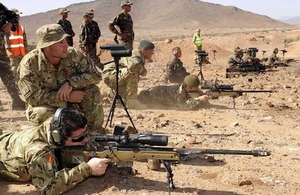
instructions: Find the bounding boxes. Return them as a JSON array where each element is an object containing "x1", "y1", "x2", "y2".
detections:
[
  {"x1": 103, "y1": 50, "x2": 136, "y2": 130},
  {"x1": 211, "y1": 50, "x2": 217, "y2": 64}
]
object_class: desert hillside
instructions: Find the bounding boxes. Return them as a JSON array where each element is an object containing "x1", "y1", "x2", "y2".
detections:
[{"x1": 20, "y1": 0, "x2": 293, "y2": 43}]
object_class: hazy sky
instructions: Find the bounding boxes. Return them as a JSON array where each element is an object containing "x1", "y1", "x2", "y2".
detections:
[
  {"x1": 1, "y1": 0, "x2": 299, "y2": 19},
  {"x1": 202, "y1": 0, "x2": 299, "y2": 19}
]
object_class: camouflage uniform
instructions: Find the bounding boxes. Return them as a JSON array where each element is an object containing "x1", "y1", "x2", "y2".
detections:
[
  {"x1": 266, "y1": 51, "x2": 280, "y2": 66},
  {"x1": 18, "y1": 47, "x2": 104, "y2": 134},
  {"x1": 165, "y1": 56, "x2": 190, "y2": 83},
  {"x1": 108, "y1": 12, "x2": 134, "y2": 50},
  {"x1": 0, "y1": 117, "x2": 92, "y2": 194},
  {"x1": 79, "y1": 19, "x2": 102, "y2": 69},
  {"x1": 102, "y1": 49, "x2": 146, "y2": 100},
  {"x1": 0, "y1": 33, "x2": 25, "y2": 110},
  {"x1": 57, "y1": 19, "x2": 75, "y2": 46},
  {"x1": 228, "y1": 53, "x2": 244, "y2": 67},
  {"x1": 137, "y1": 84, "x2": 206, "y2": 110}
]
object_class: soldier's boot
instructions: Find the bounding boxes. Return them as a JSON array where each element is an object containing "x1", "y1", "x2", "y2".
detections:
[{"x1": 2, "y1": 76, "x2": 25, "y2": 110}]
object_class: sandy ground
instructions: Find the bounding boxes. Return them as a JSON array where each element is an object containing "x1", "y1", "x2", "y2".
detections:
[{"x1": 1, "y1": 29, "x2": 300, "y2": 195}]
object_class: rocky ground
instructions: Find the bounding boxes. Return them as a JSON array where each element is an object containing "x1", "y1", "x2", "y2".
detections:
[{"x1": 1, "y1": 29, "x2": 300, "y2": 195}]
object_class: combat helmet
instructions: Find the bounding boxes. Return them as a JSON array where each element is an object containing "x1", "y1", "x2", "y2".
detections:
[{"x1": 183, "y1": 75, "x2": 200, "y2": 88}]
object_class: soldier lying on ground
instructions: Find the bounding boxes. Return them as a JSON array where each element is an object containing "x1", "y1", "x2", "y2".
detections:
[
  {"x1": 18, "y1": 24, "x2": 104, "y2": 134},
  {"x1": 0, "y1": 108, "x2": 110, "y2": 194},
  {"x1": 164, "y1": 46, "x2": 190, "y2": 84},
  {"x1": 137, "y1": 75, "x2": 209, "y2": 110}
]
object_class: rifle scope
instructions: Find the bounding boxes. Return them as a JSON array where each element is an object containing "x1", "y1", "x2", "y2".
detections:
[{"x1": 94, "y1": 134, "x2": 168, "y2": 146}]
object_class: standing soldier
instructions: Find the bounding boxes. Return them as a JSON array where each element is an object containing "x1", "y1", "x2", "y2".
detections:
[
  {"x1": 193, "y1": 28, "x2": 203, "y2": 64},
  {"x1": 79, "y1": 10, "x2": 102, "y2": 69},
  {"x1": 0, "y1": 4, "x2": 25, "y2": 110},
  {"x1": 108, "y1": 0, "x2": 134, "y2": 50},
  {"x1": 57, "y1": 8, "x2": 75, "y2": 46},
  {"x1": 4, "y1": 8, "x2": 28, "y2": 83}
]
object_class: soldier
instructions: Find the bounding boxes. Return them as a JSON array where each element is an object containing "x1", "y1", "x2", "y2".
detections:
[
  {"x1": 0, "y1": 107, "x2": 111, "y2": 194},
  {"x1": 4, "y1": 8, "x2": 28, "y2": 83},
  {"x1": 18, "y1": 24, "x2": 105, "y2": 134},
  {"x1": 137, "y1": 75, "x2": 209, "y2": 110},
  {"x1": 266, "y1": 48, "x2": 281, "y2": 66},
  {"x1": 102, "y1": 40, "x2": 154, "y2": 108},
  {"x1": 228, "y1": 47, "x2": 244, "y2": 67},
  {"x1": 193, "y1": 28, "x2": 203, "y2": 64},
  {"x1": 0, "y1": 4, "x2": 25, "y2": 110},
  {"x1": 164, "y1": 47, "x2": 190, "y2": 84},
  {"x1": 108, "y1": 0, "x2": 134, "y2": 50},
  {"x1": 79, "y1": 11, "x2": 102, "y2": 69},
  {"x1": 57, "y1": 8, "x2": 75, "y2": 46}
]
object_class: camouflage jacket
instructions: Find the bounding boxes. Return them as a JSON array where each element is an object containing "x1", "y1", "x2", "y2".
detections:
[
  {"x1": 0, "y1": 117, "x2": 92, "y2": 194},
  {"x1": 228, "y1": 54, "x2": 244, "y2": 67},
  {"x1": 266, "y1": 53, "x2": 280, "y2": 65},
  {"x1": 18, "y1": 47, "x2": 101, "y2": 108},
  {"x1": 137, "y1": 84, "x2": 205, "y2": 110},
  {"x1": 165, "y1": 57, "x2": 189, "y2": 83},
  {"x1": 103, "y1": 49, "x2": 147, "y2": 77},
  {"x1": 108, "y1": 12, "x2": 134, "y2": 40},
  {"x1": 0, "y1": 32, "x2": 9, "y2": 61},
  {"x1": 57, "y1": 19, "x2": 75, "y2": 46},
  {"x1": 79, "y1": 20, "x2": 101, "y2": 45}
]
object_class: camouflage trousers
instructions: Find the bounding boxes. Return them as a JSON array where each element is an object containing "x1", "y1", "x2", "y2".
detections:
[
  {"x1": 26, "y1": 85, "x2": 105, "y2": 134},
  {"x1": 80, "y1": 43, "x2": 102, "y2": 70},
  {"x1": 118, "y1": 39, "x2": 133, "y2": 50},
  {"x1": 102, "y1": 68, "x2": 139, "y2": 101},
  {"x1": 9, "y1": 56, "x2": 23, "y2": 83},
  {"x1": 0, "y1": 58, "x2": 24, "y2": 105}
]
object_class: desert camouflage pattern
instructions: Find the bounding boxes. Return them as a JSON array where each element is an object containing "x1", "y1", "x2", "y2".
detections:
[
  {"x1": 18, "y1": 47, "x2": 104, "y2": 134},
  {"x1": 165, "y1": 56, "x2": 190, "y2": 83},
  {"x1": 102, "y1": 49, "x2": 146, "y2": 100},
  {"x1": 228, "y1": 54, "x2": 245, "y2": 67},
  {"x1": 0, "y1": 32, "x2": 24, "y2": 106},
  {"x1": 79, "y1": 20, "x2": 102, "y2": 69},
  {"x1": 266, "y1": 53, "x2": 280, "y2": 66},
  {"x1": 0, "y1": 118, "x2": 92, "y2": 194},
  {"x1": 108, "y1": 12, "x2": 134, "y2": 49},
  {"x1": 137, "y1": 84, "x2": 206, "y2": 110},
  {"x1": 57, "y1": 19, "x2": 75, "y2": 46}
]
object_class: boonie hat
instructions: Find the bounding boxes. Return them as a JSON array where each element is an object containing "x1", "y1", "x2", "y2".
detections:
[
  {"x1": 59, "y1": 8, "x2": 70, "y2": 14},
  {"x1": 11, "y1": 8, "x2": 22, "y2": 15},
  {"x1": 183, "y1": 75, "x2": 200, "y2": 88},
  {"x1": 36, "y1": 24, "x2": 70, "y2": 49},
  {"x1": 139, "y1": 40, "x2": 155, "y2": 50},
  {"x1": 121, "y1": 0, "x2": 133, "y2": 7}
]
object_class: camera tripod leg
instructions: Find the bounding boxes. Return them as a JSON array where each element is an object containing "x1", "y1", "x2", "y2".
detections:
[
  {"x1": 104, "y1": 93, "x2": 118, "y2": 129},
  {"x1": 117, "y1": 95, "x2": 137, "y2": 130}
]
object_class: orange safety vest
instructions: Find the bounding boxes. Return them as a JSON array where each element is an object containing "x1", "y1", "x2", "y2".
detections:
[{"x1": 7, "y1": 23, "x2": 26, "y2": 57}]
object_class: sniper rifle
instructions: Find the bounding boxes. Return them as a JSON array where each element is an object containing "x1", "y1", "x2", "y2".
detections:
[
  {"x1": 202, "y1": 84, "x2": 273, "y2": 108},
  {"x1": 58, "y1": 130, "x2": 271, "y2": 194}
]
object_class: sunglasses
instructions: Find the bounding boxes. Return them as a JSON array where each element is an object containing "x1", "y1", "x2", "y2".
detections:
[{"x1": 71, "y1": 126, "x2": 88, "y2": 142}]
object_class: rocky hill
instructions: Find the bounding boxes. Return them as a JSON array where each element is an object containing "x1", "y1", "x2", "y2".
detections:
[{"x1": 20, "y1": 0, "x2": 293, "y2": 43}]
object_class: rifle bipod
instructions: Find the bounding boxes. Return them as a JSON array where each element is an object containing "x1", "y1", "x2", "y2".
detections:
[{"x1": 162, "y1": 160, "x2": 176, "y2": 195}]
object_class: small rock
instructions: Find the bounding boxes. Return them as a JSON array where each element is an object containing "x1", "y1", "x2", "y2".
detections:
[{"x1": 239, "y1": 180, "x2": 253, "y2": 186}]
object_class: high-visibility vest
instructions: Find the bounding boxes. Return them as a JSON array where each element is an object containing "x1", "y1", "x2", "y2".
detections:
[
  {"x1": 7, "y1": 23, "x2": 26, "y2": 57},
  {"x1": 193, "y1": 33, "x2": 202, "y2": 47}
]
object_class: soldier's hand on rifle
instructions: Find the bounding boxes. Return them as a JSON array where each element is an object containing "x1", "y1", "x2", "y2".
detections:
[
  {"x1": 194, "y1": 95, "x2": 209, "y2": 102},
  {"x1": 68, "y1": 90, "x2": 86, "y2": 103},
  {"x1": 87, "y1": 158, "x2": 112, "y2": 176}
]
